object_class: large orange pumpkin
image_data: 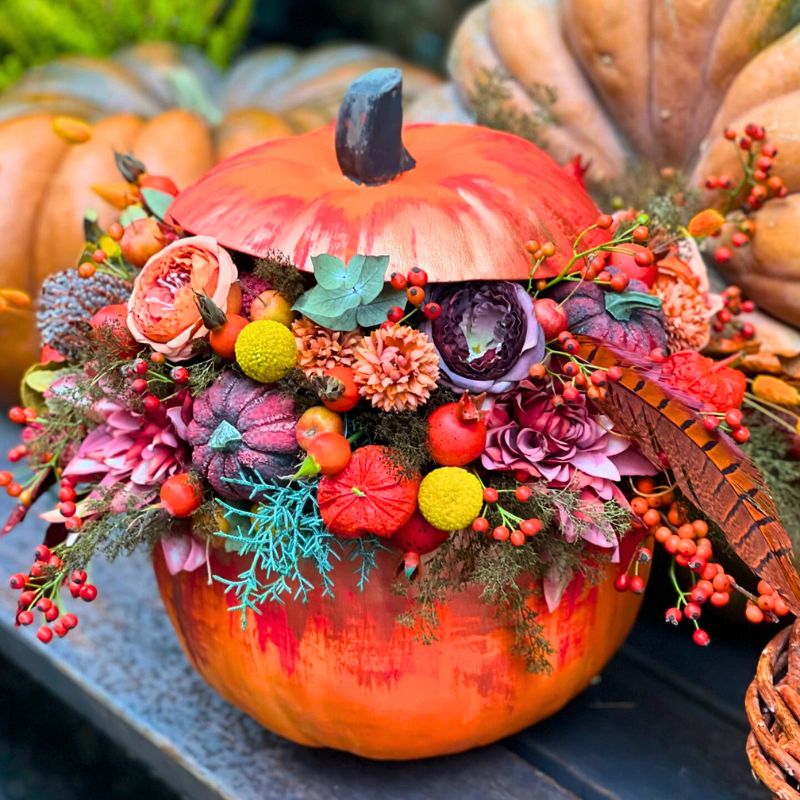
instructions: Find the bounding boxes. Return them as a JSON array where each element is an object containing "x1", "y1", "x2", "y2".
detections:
[
  {"x1": 0, "y1": 42, "x2": 439, "y2": 405},
  {"x1": 159, "y1": 69, "x2": 643, "y2": 758},
  {"x1": 155, "y1": 545, "x2": 644, "y2": 759},
  {"x1": 406, "y1": 0, "x2": 800, "y2": 325}
]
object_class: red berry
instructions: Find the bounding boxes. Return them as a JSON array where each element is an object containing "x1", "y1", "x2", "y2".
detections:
[
  {"x1": 422, "y1": 302, "x2": 441, "y2": 321},
  {"x1": 596, "y1": 214, "x2": 613, "y2": 230},
  {"x1": 562, "y1": 385, "x2": 581, "y2": 403},
  {"x1": 520, "y1": 518, "x2": 542, "y2": 536},
  {"x1": 389, "y1": 272, "x2": 407, "y2": 291},
  {"x1": 607, "y1": 366, "x2": 622, "y2": 383},
  {"x1": 17, "y1": 590, "x2": 35, "y2": 608},
  {"x1": 44, "y1": 606, "x2": 59, "y2": 622},
  {"x1": 48, "y1": 555, "x2": 62, "y2": 569},
  {"x1": 692, "y1": 629, "x2": 711, "y2": 647},
  {"x1": 733, "y1": 426, "x2": 750, "y2": 443},
  {"x1": 723, "y1": 128, "x2": 736, "y2": 140},
  {"x1": 510, "y1": 530, "x2": 525, "y2": 547},
  {"x1": 8, "y1": 573, "x2": 27, "y2": 590},
  {"x1": 724, "y1": 408, "x2": 742, "y2": 428},
  {"x1": 386, "y1": 306, "x2": 404, "y2": 323},
  {"x1": 684, "y1": 602, "x2": 702, "y2": 620},
  {"x1": 492, "y1": 526, "x2": 510, "y2": 542},
  {"x1": 406, "y1": 286, "x2": 425, "y2": 306},
  {"x1": 36, "y1": 597, "x2": 52, "y2": 612},
  {"x1": 59, "y1": 501, "x2": 76, "y2": 518},
  {"x1": 515, "y1": 485, "x2": 532, "y2": 502},
  {"x1": 714, "y1": 247, "x2": 732, "y2": 265},
  {"x1": 665, "y1": 607, "x2": 683, "y2": 625},
  {"x1": 761, "y1": 144, "x2": 778, "y2": 158},
  {"x1": 739, "y1": 136, "x2": 751, "y2": 150},
  {"x1": 632, "y1": 225, "x2": 649, "y2": 243},
  {"x1": 61, "y1": 613, "x2": 78, "y2": 630},
  {"x1": 64, "y1": 516, "x2": 84, "y2": 531},
  {"x1": 68, "y1": 582, "x2": 81, "y2": 598},
  {"x1": 53, "y1": 621, "x2": 68, "y2": 638},
  {"x1": 629, "y1": 576, "x2": 645, "y2": 594},
  {"x1": 614, "y1": 573, "x2": 629, "y2": 592},
  {"x1": 564, "y1": 339, "x2": 579, "y2": 354},
  {"x1": 79, "y1": 584, "x2": 98, "y2": 602},
  {"x1": 741, "y1": 299, "x2": 755, "y2": 313},
  {"x1": 689, "y1": 586, "x2": 709, "y2": 605},
  {"x1": 8, "y1": 406, "x2": 26, "y2": 424},
  {"x1": 171, "y1": 367, "x2": 190, "y2": 384},
  {"x1": 406, "y1": 267, "x2": 428, "y2": 287},
  {"x1": 703, "y1": 416, "x2": 719, "y2": 432},
  {"x1": 143, "y1": 395, "x2": 160, "y2": 413},
  {"x1": 704, "y1": 176, "x2": 719, "y2": 189},
  {"x1": 92, "y1": 248, "x2": 107, "y2": 263},
  {"x1": 731, "y1": 232, "x2": 749, "y2": 248},
  {"x1": 483, "y1": 487, "x2": 499, "y2": 503},
  {"x1": 57, "y1": 486, "x2": 76, "y2": 503},
  {"x1": 70, "y1": 570, "x2": 87, "y2": 585},
  {"x1": 131, "y1": 378, "x2": 148, "y2": 394},
  {"x1": 471, "y1": 517, "x2": 489, "y2": 533},
  {"x1": 637, "y1": 547, "x2": 653, "y2": 564},
  {"x1": 16, "y1": 610, "x2": 33, "y2": 626},
  {"x1": 133, "y1": 359, "x2": 148, "y2": 375},
  {"x1": 36, "y1": 626, "x2": 53, "y2": 644},
  {"x1": 609, "y1": 273, "x2": 629, "y2": 292}
]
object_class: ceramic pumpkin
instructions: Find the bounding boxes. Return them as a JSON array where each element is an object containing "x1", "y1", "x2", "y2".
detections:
[
  {"x1": 406, "y1": 0, "x2": 800, "y2": 324},
  {"x1": 0, "y1": 41, "x2": 439, "y2": 405},
  {"x1": 153, "y1": 68, "x2": 648, "y2": 758},
  {"x1": 155, "y1": 544, "x2": 645, "y2": 759}
]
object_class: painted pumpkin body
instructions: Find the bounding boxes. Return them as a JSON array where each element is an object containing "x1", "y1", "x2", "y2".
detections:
[
  {"x1": 0, "y1": 42, "x2": 439, "y2": 405},
  {"x1": 154, "y1": 545, "x2": 645, "y2": 759},
  {"x1": 407, "y1": 0, "x2": 800, "y2": 324}
]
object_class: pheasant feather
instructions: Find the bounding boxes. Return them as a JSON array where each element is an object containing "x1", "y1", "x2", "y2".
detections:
[{"x1": 578, "y1": 339, "x2": 800, "y2": 614}]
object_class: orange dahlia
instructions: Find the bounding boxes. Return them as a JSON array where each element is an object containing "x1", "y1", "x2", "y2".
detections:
[
  {"x1": 292, "y1": 318, "x2": 361, "y2": 377},
  {"x1": 353, "y1": 324, "x2": 440, "y2": 412}
]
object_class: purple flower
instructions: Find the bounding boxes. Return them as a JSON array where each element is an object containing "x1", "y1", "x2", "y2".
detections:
[
  {"x1": 481, "y1": 381, "x2": 654, "y2": 499},
  {"x1": 421, "y1": 282, "x2": 544, "y2": 393}
]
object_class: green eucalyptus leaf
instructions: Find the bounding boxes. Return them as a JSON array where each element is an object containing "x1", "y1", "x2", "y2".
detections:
[
  {"x1": 292, "y1": 286, "x2": 361, "y2": 330},
  {"x1": 302, "y1": 306, "x2": 359, "y2": 331},
  {"x1": 311, "y1": 254, "x2": 350, "y2": 291},
  {"x1": 604, "y1": 290, "x2": 662, "y2": 322},
  {"x1": 141, "y1": 188, "x2": 174, "y2": 222},
  {"x1": 357, "y1": 285, "x2": 406, "y2": 328}
]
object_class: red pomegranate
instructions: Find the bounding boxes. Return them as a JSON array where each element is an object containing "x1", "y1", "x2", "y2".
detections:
[{"x1": 427, "y1": 393, "x2": 487, "y2": 466}]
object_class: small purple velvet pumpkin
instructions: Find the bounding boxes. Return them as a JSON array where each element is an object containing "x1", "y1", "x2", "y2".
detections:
[
  {"x1": 186, "y1": 372, "x2": 298, "y2": 500},
  {"x1": 549, "y1": 277, "x2": 668, "y2": 356}
]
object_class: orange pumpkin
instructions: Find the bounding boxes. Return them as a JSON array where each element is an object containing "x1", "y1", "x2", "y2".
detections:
[
  {"x1": 406, "y1": 0, "x2": 800, "y2": 324},
  {"x1": 155, "y1": 545, "x2": 645, "y2": 759},
  {"x1": 0, "y1": 42, "x2": 439, "y2": 405}
]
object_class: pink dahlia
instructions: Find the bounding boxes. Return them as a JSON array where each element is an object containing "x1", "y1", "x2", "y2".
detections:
[
  {"x1": 44, "y1": 394, "x2": 192, "y2": 520},
  {"x1": 481, "y1": 381, "x2": 654, "y2": 501}
]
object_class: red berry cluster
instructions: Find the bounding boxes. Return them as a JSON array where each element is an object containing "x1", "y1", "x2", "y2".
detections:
[
  {"x1": 125, "y1": 353, "x2": 190, "y2": 414},
  {"x1": 705, "y1": 124, "x2": 785, "y2": 265},
  {"x1": 53, "y1": 476, "x2": 84, "y2": 531},
  {"x1": 8, "y1": 542, "x2": 97, "y2": 644},
  {"x1": 386, "y1": 267, "x2": 440, "y2": 323},
  {"x1": 471, "y1": 484, "x2": 543, "y2": 547},
  {"x1": 701, "y1": 407, "x2": 750, "y2": 444},
  {"x1": 711, "y1": 285, "x2": 755, "y2": 342},
  {"x1": 530, "y1": 338, "x2": 623, "y2": 405},
  {"x1": 618, "y1": 479, "x2": 790, "y2": 646}
]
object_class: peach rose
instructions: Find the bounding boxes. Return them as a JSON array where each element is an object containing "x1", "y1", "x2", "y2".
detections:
[{"x1": 127, "y1": 235, "x2": 238, "y2": 360}]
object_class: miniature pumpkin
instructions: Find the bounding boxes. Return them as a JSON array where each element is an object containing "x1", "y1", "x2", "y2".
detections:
[
  {"x1": 155, "y1": 544, "x2": 647, "y2": 759},
  {"x1": 168, "y1": 69, "x2": 609, "y2": 283},
  {"x1": 0, "y1": 42, "x2": 439, "y2": 405},
  {"x1": 186, "y1": 372, "x2": 298, "y2": 500},
  {"x1": 317, "y1": 445, "x2": 420, "y2": 538},
  {"x1": 406, "y1": 0, "x2": 800, "y2": 323},
  {"x1": 550, "y1": 279, "x2": 668, "y2": 356}
]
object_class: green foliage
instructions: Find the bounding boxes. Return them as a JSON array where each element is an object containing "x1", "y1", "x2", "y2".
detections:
[
  {"x1": 0, "y1": 0, "x2": 254, "y2": 90},
  {"x1": 253, "y1": 254, "x2": 307, "y2": 305},
  {"x1": 467, "y1": 67, "x2": 558, "y2": 149},
  {"x1": 293, "y1": 254, "x2": 405, "y2": 331}
]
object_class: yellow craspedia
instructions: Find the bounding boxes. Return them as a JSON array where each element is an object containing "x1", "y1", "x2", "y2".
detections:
[
  {"x1": 234, "y1": 319, "x2": 297, "y2": 383},
  {"x1": 418, "y1": 467, "x2": 483, "y2": 531}
]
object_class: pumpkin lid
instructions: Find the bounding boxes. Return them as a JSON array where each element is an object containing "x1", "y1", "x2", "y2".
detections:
[{"x1": 168, "y1": 68, "x2": 607, "y2": 282}]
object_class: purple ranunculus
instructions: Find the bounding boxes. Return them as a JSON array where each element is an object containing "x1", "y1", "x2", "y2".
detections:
[{"x1": 421, "y1": 281, "x2": 544, "y2": 393}]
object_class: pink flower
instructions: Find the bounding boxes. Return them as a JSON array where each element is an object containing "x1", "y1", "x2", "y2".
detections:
[
  {"x1": 127, "y1": 235, "x2": 237, "y2": 360},
  {"x1": 43, "y1": 395, "x2": 192, "y2": 521},
  {"x1": 481, "y1": 381, "x2": 654, "y2": 500}
]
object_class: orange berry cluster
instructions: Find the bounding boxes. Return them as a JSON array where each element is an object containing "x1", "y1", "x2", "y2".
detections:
[{"x1": 471, "y1": 484, "x2": 542, "y2": 547}]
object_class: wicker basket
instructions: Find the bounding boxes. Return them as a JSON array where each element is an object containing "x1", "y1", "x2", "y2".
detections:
[{"x1": 746, "y1": 620, "x2": 800, "y2": 799}]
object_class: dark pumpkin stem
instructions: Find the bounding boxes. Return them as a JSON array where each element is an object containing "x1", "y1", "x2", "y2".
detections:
[{"x1": 335, "y1": 68, "x2": 416, "y2": 186}]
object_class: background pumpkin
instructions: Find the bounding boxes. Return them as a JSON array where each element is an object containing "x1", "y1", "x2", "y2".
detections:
[
  {"x1": 406, "y1": 0, "x2": 800, "y2": 326},
  {"x1": 155, "y1": 543, "x2": 645, "y2": 759},
  {"x1": 0, "y1": 41, "x2": 439, "y2": 406}
]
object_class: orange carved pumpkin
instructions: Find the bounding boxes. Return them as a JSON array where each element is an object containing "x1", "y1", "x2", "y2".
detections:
[
  {"x1": 155, "y1": 545, "x2": 645, "y2": 759},
  {"x1": 406, "y1": 0, "x2": 800, "y2": 324},
  {"x1": 0, "y1": 42, "x2": 439, "y2": 405}
]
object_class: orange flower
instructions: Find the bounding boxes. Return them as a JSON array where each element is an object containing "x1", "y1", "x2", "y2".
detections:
[
  {"x1": 127, "y1": 235, "x2": 237, "y2": 360},
  {"x1": 687, "y1": 208, "x2": 725, "y2": 238}
]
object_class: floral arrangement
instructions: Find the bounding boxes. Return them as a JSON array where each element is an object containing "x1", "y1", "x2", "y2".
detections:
[{"x1": 2, "y1": 119, "x2": 800, "y2": 670}]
